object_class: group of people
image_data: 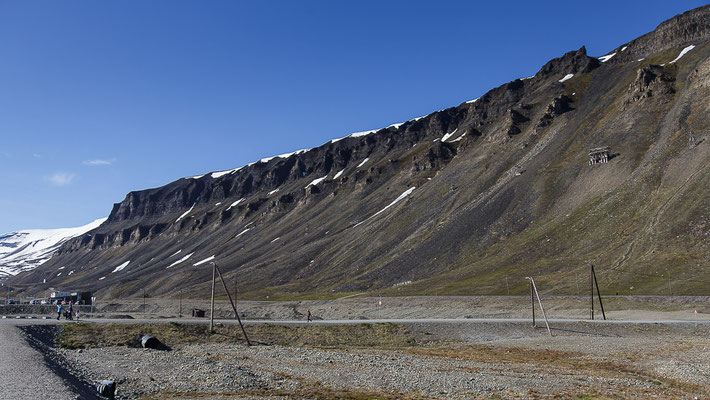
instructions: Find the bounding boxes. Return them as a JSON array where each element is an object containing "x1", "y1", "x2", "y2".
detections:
[{"x1": 56, "y1": 303, "x2": 80, "y2": 320}]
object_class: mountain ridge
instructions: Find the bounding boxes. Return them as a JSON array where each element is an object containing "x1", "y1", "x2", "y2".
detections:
[{"x1": 10, "y1": 5, "x2": 710, "y2": 300}]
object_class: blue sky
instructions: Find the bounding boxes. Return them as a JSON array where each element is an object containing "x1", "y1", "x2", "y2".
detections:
[{"x1": 0, "y1": 0, "x2": 705, "y2": 233}]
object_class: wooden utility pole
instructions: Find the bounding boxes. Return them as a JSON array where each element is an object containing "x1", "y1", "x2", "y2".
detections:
[
  {"x1": 590, "y1": 265, "x2": 606, "y2": 320},
  {"x1": 590, "y1": 266, "x2": 594, "y2": 320},
  {"x1": 214, "y1": 263, "x2": 251, "y2": 346},
  {"x1": 209, "y1": 262, "x2": 216, "y2": 333},
  {"x1": 593, "y1": 266, "x2": 606, "y2": 320}
]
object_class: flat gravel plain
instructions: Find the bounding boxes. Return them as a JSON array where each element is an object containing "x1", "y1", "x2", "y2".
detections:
[{"x1": 51, "y1": 320, "x2": 710, "y2": 399}]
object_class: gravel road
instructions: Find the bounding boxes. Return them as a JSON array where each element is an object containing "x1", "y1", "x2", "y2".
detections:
[{"x1": 0, "y1": 320, "x2": 80, "y2": 400}]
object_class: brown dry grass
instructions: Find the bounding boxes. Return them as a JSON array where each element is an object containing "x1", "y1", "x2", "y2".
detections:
[
  {"x1": 140, "y1": 385, "x2": 431, "y2": 400},
  {"x1": 57, "y1": 322, "x2": 416, "y2": 349}
]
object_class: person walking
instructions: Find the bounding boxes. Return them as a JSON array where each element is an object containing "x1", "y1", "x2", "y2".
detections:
[
  {"x1": 56, "y1": 304, "x2": 62, "y2": 320},
  {"x1": 307, "y1": 310, "x2": 311, "y2": 322}
]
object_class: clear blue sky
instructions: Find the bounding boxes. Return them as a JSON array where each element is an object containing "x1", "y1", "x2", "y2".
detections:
[{"x1": 0, "y1": 0, "x2": 705, "y2": 233}]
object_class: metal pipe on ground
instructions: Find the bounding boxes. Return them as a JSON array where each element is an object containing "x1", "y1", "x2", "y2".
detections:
[{"x1": 96, "y1": 380, "x2": 116, "y2": 399}]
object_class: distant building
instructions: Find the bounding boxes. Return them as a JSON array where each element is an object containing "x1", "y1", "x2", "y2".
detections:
[
  {"x1": 50, "y1": 290, "x2": 92, "y2": 305},
  {"x1": 588, "y1": 147, "x2": 610, "y2": 165}
]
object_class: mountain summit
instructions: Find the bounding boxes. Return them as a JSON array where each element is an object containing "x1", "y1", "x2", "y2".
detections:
[{"x1": 11, "y1": 5, "x2": 710, "y2": 299}]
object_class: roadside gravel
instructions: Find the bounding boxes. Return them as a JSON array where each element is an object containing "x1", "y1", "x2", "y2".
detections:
[
  {"x1": 0, "y1": 322, "x2": 79, "y2": 400},
  {"x1": 53, "y1": 320, "x2": 709, "y2": 399}
]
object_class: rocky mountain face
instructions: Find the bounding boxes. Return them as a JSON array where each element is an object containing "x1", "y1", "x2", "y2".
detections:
[{"x1": 11, "y1": 5, "x2": 710, "y2": 299}]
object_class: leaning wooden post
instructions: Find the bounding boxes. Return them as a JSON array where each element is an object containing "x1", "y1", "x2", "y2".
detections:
[
  {"x1": 526, "y1": 277, "x2": 552, "y2": 336},
  {"x1": 214, "y1": 263, "x2": 251, "y2": 346},
  {"x1": 592, "y1": 265, "x2": 606, "y2": 320},
  {"x1": 530, "y1": 280, "x2": 536, "y2": 327},
  {"x1": 210, "y1": 262, "x2": 216, "y2": 333}
]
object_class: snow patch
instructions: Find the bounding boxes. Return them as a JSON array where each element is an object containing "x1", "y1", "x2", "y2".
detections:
[
  {"x1": 175, "y1": 203, "x2": 196, "y2": 223},
  {"x1": 451, "y1": 133, "x2": 466, "y2": 142},
  {"x1": 466, "y1": 97, "x2": 480, "y2": 104},
  {"x1": 98, "y1": 276, "x2": 105, "y2": 281},
  {"x1": 167, "y1": 252, "x2": 194, "y2": 269},
  {"x1": 255, "y1": 149, "x2": 309, "y2": 165},
  {"x1": 669, "y1": 45, "x2": 695, "y2": 64},
  {"x1": 598, "y1": 53, "x2": 616, "y2": 62},
  {"x1": 271, "y1": 237, "x2": 280, "y2": 243},
  {"x1": 226, "y1": 198, "x2": 245, "y2": 211},
  {"x1": 354, "y1": 187, "x2": 416, "y2": 227},
  {"x1": 111, "y1": 261, "x2": 130, "y2": 273},
  {"x1": 333, "y1": 169, "x2": 345, "y2": 179},
  {"x1": 170, "y1": 250, "x2": 182, "y2": 257},
  {"x1": 235, "y1": 228, "x2": 250, "y2": 239},
  {"x1": 211, "y1": 168, "x2": 239, "y2": 179},
  {"x1": 330, "y1": 117, "x2": 424, "y2": 143},
  {"x1": 306, "y1": 176, "x2": 327, "y2": 188},
  {"x1": 268, "y1": 189, "x2": 279, "y2": 196},
  {"x1": 357, "y1": 158, "x2": 369, "y2": 168},
  {"x1": 559, "y1": 73, "x2": 574, "y2": 83},
  {"x1": 350, "y1": 129, "x2": 377, "y2": 138},
  {"x1": 193, "y1": 255, "x2": 215, "y2": 266},
  {"x1": 442, "y1": 129, "x2": 458, "y2": 142},
  {"x1": 621, "y1": 46, "x2": 628, "y2": 52}
]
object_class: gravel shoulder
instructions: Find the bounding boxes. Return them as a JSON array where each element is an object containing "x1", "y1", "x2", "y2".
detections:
[{"x1": 0, "y1": 320, "x2": 94, "y2": 400}]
